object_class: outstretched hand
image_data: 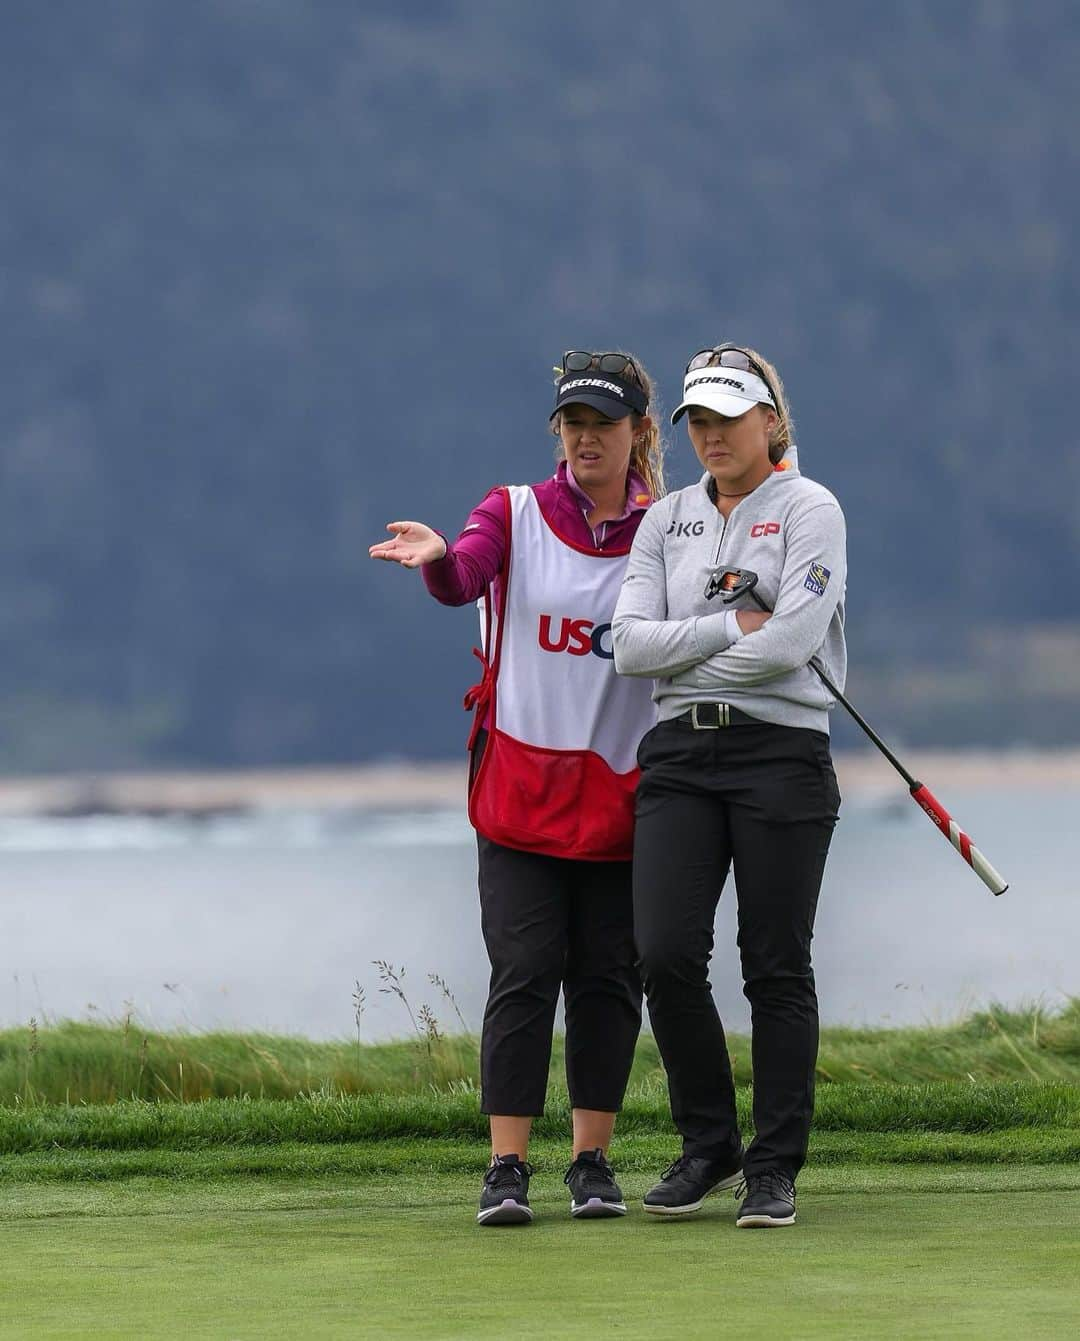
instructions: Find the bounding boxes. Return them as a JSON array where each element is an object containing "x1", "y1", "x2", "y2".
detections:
[{"x1": 368, "y1": 521, "x2": 448, "y2": 569}]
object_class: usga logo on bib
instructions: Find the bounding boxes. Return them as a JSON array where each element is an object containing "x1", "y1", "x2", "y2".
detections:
[{"x1": 537, "y1": 615, "x2": 614, "y2": 660}]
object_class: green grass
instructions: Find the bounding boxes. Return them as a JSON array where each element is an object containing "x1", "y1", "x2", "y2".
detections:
[
  {"x1": 3, "y1": 1130, "x2": 1080, "y2": 1187},
  {"x1": 5, "y1": 999, "x2": 1079, "y2": 1106},
  {"x1": 1, "y1": 1081, "x2": 1078, "y2": 1155},
  {"x1": 1, "y1": 1017, "x2": 483, "y2": 1105},
  {"x1": 0, "y1": 1084, "x2": 1076, "y2": 1191},
  {"x1": 3, "y1": 1014, "x2": 1078, "y2": 1338},
  {"x1": 1, "y1": 1165, "x2": 1078, "y2": 1340}
]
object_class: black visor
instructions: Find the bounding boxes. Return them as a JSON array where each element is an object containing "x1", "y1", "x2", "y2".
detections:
[{"x1": 549, "y1": 371, "x2": 648, "y2": 422}]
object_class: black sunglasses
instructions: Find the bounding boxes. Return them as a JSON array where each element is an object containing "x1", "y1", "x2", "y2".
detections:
[
  {"x1": 561, "y1": 350, "x2": 644, "y2": 386},
  {"x1": 686, "y1": 345, "x2": 771, "y2": 386}
]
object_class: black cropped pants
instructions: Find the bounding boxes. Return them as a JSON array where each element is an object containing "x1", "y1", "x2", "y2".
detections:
[
  {"x1": 633, "y1": 716, "x2": 840, "y2": 1179},
  {"x1": 476, "y1": 834, "x2": 643, "y2": 1117}
]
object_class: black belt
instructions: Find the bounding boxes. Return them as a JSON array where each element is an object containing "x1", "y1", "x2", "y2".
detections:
[{"x1": 675, "y1": 703, "x2": 758, "y2": 729}]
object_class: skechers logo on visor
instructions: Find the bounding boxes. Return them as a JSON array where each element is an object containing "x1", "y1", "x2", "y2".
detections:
[
  {"x1": 560, "y1": 377, "x2": 626, "y2": 397},
  {"x1": 686, "y1": 373, "x2": 746, "y2": 393}
]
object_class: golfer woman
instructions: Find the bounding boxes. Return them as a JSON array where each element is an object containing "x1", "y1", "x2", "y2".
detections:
[
  {"x1": 612, "y1": 344, "x2": 845, "y2": 1227},
  {"x1": 370, "y1": 352, "x2": 662, "y2": 1225}
]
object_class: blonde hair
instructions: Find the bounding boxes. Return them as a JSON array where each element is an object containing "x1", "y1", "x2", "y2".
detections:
[
  {"x1": 723, "y1": 344, "x2": 795, "y2": 465},
  {"x1": 552, "y1": 351, "x2": 667, "y2": 500}
]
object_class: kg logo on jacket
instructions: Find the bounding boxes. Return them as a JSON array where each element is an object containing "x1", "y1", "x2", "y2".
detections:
[{"x1": 667, "y1": 519, "x2": 705, "y2": 538}]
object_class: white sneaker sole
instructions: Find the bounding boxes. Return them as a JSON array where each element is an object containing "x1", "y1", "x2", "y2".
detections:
[
  {"x1": 570, "y1": 1197, "x2": 628, "y2": 1219},
  {"x1": 642, "y1": 1168, "x2": 744, "y2": 1216},
  {"x1": 736, "y1": 1210, "x2": 796, "y2": 1228},
  {"x1": 477, "y1": 1199, "x2": 533, "y2": 1226}
]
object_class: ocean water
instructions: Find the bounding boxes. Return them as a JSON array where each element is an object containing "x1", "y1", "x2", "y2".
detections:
[{"x1": 0, "y1": 786, "x2": 1075, "y2": 1040}]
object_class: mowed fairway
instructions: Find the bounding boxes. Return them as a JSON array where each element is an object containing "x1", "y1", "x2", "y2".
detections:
[
  {"x1": 3, "y1": 1013, "x2": 1079, "y2": 1338},
  {"x1": 2, "y1": 1157, "x2": 1078, "y2": 1340}
]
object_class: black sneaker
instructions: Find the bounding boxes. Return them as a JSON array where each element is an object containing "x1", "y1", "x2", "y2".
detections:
[
  {"x1": 563, "y1": 1148, "x2": 627, "y2": 1219},
  {"x1": 643, "y1": 1150, "x2": 745, "y2": 1216},
  {"x1": 476, "y1": 1154, "x2": 534, "y2": 1226},
  {"x1": 736, "y1": 1170, "x2": 796, "y2": 1227}
]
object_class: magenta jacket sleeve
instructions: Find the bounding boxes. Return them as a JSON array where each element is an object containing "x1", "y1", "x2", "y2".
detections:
[{"x1": 421, "y1": 488, "x2": 507, "y2": 606}]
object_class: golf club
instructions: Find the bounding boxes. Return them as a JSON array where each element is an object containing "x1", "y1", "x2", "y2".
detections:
[{"x1": 706, "y1": 566, "x2": 1009, "y2": 896}]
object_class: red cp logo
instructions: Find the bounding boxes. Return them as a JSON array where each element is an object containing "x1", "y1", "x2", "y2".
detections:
[{"x1": 750, "y1": 522, "x2": 781, "y2": 538}]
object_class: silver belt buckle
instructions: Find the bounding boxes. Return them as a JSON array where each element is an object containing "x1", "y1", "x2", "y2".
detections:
[{"x1": 690, "y1": 703, "x2": 730, "y2": 729}]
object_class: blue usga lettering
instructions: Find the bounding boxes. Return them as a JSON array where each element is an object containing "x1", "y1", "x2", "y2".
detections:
[
  {"x1": 590, "y1": 622, "x2": 614, "y2": 660},
  {"x1": 667, "y1": 519, "x2": 705, "y2": 538}
]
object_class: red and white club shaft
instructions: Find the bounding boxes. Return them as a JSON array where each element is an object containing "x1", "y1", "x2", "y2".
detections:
[
  {"x1": 807, "y1": 660, "x2": 1011, "y2": 896},
  {"x1": 738, "y1": 575, "x2": 1011, "y2": 896},
  {"x1": 908, "y1": 783, "x2": 1009, "y2": 896}
]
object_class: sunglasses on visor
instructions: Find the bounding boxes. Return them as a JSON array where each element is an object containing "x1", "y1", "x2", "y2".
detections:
[
  {"x1": 684, "y1": 346, "x2": 778, "y2": 412},
  {"x1": 560, "y1": 351, "x2": 644, "y2": 386},
  {"x1": 686, "y1": 346, "x2": 770, "y2": 383}
]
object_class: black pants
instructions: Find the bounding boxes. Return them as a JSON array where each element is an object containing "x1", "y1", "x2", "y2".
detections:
[
  {"x1": 476, "y1": 834, "x2": 643, "y2": 1116},
  {"x1": 633, "y1": 717, "x2": 840, "y2": 1179}
]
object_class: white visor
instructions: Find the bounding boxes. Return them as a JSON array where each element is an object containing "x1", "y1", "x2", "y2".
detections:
[{"x1": 671, "y1": 367, "x2": 776, "y2": 424}]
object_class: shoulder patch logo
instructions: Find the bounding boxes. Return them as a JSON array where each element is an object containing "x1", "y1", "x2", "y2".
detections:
[{"x1": 804, "y1": 562, "x2": 831, "y2": 596}]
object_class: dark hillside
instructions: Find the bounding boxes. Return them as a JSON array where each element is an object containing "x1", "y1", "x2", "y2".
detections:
[{"x1": 2, "y1": 1, "x2": 1077, "y2": 767}]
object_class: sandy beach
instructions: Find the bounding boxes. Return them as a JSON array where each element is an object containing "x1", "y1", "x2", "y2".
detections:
[{"x1": 0, "y1": 749, "x2": 1078, "y2": 817}]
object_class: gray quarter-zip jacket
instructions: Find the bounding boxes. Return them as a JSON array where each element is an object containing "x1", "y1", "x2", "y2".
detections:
[{"x1": 611, "y1": 445, "x2": 847, "y2": 734}]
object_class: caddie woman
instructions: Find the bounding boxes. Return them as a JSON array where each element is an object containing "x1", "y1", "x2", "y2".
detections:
[
  {"x1": 612, "y1": 344, "x2": 845, "y2": 1228},
  {"x1": 370, "y1": 352, "x2": 662, "y2": 1226}
]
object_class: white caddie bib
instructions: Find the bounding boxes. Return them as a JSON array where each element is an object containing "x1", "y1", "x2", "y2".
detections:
[{"x1": 466, "y1": 486, "x2": 656, "y2": 860}]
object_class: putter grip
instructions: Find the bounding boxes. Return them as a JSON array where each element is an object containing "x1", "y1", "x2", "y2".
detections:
[{"x1": 909, "y1": 784, "x2": 1009, "y2": 896}]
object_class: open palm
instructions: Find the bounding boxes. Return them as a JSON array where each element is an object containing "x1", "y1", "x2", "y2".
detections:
[{"x1": 368, "y1": 520, "x2": 446, "y2": 569}]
